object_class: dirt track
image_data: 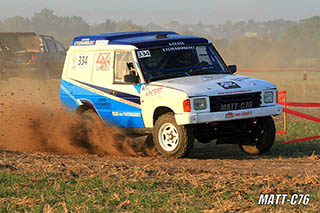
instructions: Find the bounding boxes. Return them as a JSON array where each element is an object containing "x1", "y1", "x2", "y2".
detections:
[
  {"x1": 1, "y1": 143, "x2": 320, "y2": 178},
  {"x1": 0, "y1": 78, "x2": 320, "y2": 176}
]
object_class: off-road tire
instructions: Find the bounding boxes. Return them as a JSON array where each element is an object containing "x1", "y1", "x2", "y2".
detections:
[
  {"x1": 240, "y1": 116, "x2": 275, "y2": 155},
  {"x1": 81, "y1": 109, "x2": 100, "y2": 122},
  {"x1": 153, "y1": 112, "x2": 194, "y2": 158}
]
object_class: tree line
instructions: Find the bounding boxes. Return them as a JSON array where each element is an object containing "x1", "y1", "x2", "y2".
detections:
[{"x1": 1, "y1": 9, "x2": 319, "y2": 69}]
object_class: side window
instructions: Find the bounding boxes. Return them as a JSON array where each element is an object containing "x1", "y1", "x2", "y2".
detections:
[
  {"x1": 196, "y1": 46, "x2": 213, "y2": 64},
  {"x1": 45, "y1": 39, "x2": 58, "y2": 55},
  {"x1": 114, "y1": 51, "x2": 138, "y2": 84},
  {"x1": 54, "y1": 40, "x2": 65, "y2": 53}
]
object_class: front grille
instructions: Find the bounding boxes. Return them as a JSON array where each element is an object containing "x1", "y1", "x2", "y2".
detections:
[{"x1": 209, "y1": 92, "x2": 262, "y2": 112}]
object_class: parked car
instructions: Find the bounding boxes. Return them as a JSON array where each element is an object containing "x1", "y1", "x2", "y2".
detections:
[
  {"x1": 0, "y1": 32, "x2": 66, "y2": 80},
  {"x1": 60, "y1": 31, "x2": 283, "y2": 157}
]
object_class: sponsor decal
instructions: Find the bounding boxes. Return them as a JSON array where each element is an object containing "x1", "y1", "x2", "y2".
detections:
[
  {"x1": 74, "y1": 38, "x2": 95, "y2": 46},
  {"x1": 137, "y1": 50, "x2": 151, "y2": 58},
  {"x1": 217, "y1": 81, "x2": 241, "y2": 89},
  {"x1": 217, "y1": 90, "x2": 252, "y2": 95},
  {"x1": 225, "y1": 112, "x2": 235, "y2": 119},
  {"x1": 112, "y1": 112, "x2": 141, "y2": 117},
  {"x1": 95, "y1": 102, "x2": 110, "y2": 109},
  {"x1": 168, "y1": 42, "x2": 185, "y2": 46},
  {"x1": 162, "y1": 46, "x2": 195, "y2": 52},
  {"x1": 230, "y1": 77, "x2": 250, "y2": 81},
  {"x1": 144, "y1": 87, "x2": 163, "y2": 96},
  {"x1": 95, "y1": 40, "x2": 109, "y2": 45},
  {"x1": 95, "y1": 52, "x2": 111, "y2": 71},
  {"x1": 225, "y1": 110, "x2": 253, "y2": 119},
  {"x1": 200, "y1": 76, "x2": 224, "y2": 82}
]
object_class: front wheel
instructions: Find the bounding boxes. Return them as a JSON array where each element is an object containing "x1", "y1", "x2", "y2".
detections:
[
  {"x1": 153, "y1": 112, "x2": 194, "y2": 158},
  {"x1": 239, "y1": 116, "x2": 276, "y2": 155}
]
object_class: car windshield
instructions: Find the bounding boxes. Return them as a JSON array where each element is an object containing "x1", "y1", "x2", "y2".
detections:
[{"x1": 136, "y1": 44, "x2": 230, "y2": 82}]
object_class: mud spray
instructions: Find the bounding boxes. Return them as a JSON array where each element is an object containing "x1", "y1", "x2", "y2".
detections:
[{"x1": 0, "y1": 79, "x2": 156, "y2": 156}]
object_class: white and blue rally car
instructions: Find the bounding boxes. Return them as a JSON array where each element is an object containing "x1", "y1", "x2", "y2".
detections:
[{"x1": 60, "y1": 31, "x2": 282, "y2": 157}]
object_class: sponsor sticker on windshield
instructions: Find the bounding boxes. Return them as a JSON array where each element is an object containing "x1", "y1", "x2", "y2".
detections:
[
  {"x1": 74, "y1": 38, "x2": 95, "y2": 46},
  {"x1": 137, "y1": 50, "x2": 151, "y2": 58},
  {"x1": 162, "y1": 46, "x2": 195, "y2": 52}
]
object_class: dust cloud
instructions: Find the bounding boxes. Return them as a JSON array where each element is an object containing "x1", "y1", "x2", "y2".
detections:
[{"x1": 0, "y1": 78, "x2": 156, "y2": 156}]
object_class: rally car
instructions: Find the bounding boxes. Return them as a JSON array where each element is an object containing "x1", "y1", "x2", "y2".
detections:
[{"x1": 60, "y1": 31, "x2": 282, "y2": 157}]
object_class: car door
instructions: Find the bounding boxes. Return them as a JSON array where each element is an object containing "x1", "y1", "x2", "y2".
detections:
[
  {"x1": 110, "y1": 51, "x2": 145, "y2": 128},
  {"x1": 54, "y1": 40, "x2": 66, "y2": 73},
  {"x1": 43, "y1": 38, "x2": 60, "y2": 72},
  {"x1": 90, "y1": 50, "x2": 114, "y2": 124}
]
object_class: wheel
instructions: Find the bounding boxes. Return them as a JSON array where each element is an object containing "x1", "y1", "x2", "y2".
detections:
[
  {"x1": 239, "y1": 116, "x2": 275, "y2": 155},
  {"x1": 81, "y1": 109, "x2": 100, "y2": 122},
  {"x1": 153, "y1": 112, "x2": 194, "y2": 158}
]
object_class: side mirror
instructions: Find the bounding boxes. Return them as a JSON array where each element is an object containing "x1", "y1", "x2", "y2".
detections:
[
  {"x1": 124, "y1": 74, "x2": 138, "y2": 84},
  {"x1": 228, "y1": 65, "x2": 237, "y2": 74},
  {"x1": 127, "y1": 62, "x2": 135, "y2": 71}
]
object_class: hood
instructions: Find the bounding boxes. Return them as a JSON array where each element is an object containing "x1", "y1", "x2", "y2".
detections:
[{"x1": 149, "y1": 74, "x2": 276, "y2": 96}]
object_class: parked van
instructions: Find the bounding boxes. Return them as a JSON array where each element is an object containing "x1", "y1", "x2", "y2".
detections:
[{"x1": 60, "y1": 31, "x2": 282, "y2": 157}]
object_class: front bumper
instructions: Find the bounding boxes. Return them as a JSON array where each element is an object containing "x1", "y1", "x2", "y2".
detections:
[{"x1": 175, "y1": 104, "x2": 283, "y2": 125}]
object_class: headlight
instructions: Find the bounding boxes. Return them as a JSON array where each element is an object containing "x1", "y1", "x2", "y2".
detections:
[
  {"x1": 264, "y1": 91, "x2": 274, "y2": 103},
  {"x1": 193, "y1": 98, "x2": 207, "y2": 110}
]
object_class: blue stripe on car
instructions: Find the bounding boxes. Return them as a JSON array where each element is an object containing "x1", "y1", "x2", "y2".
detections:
[
  {"x1": 60, "y1": 79, "x2": 145, "y2": 128},
  {"x1": 71, "y1": 79, "x2": 141, "y2": 105}
]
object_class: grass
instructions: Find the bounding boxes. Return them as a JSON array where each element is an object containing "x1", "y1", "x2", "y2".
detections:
[
  {"x1": 1, "y1": 171, "x2": 319, "y2": 212},
  {"x1": 0, "y1": 72, "x2": 320, "y2": 211}
]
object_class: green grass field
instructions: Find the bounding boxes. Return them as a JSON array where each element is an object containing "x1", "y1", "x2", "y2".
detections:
[{"x1": 1, "y1": 170, "x2": 319, "y2": 212}]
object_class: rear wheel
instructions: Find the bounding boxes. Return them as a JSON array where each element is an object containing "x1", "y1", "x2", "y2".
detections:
[
  {"x1": 239, "y1": 116, "x2": 275, "y2": 155},
  {"x1": 153, "y1": 112, "x2": 194, "y2": 158},
  {"x1": 80, "y1": 108, "x2": 100, "y2": 122}
]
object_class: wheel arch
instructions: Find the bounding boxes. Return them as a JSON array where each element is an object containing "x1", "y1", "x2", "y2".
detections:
[
  {"x1": 153, "y1": 106, "x2": 174, "y2": 125},
  {"x1": 76, "y1": 99, "x2": 98, "y2": 114}
]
